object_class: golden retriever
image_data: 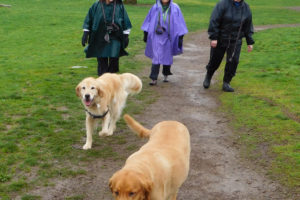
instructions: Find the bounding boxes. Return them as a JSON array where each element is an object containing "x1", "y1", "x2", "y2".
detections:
[
  {"x1": 76, "y1": 73, "x2": 142, "y2": 150},
  {"x1": 109, "y1": 114, "x2": 190, "y2": 200}
]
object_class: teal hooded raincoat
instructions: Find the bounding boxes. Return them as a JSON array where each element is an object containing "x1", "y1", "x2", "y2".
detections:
[{"x1": 83, "y1": 0, "x2": 132, "y2": 58}]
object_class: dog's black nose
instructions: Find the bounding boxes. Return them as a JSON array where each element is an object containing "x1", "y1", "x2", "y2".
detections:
[{"x1": 85, "y1": 94, "x2": 90, "y2": 100}]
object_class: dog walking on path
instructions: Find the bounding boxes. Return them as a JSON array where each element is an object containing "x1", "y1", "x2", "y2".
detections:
[
  {"x1": 76, "y1": 73, "x2": 142, "y2": 150},
  {"x1": 109, "y1": 114, "x2": 190, "y2": 200}
]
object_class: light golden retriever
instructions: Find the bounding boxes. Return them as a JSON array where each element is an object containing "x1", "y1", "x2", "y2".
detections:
[
  {"x1": 76, "y1": 73, "x2": 142, "y2": 150},
  {"x1": 109, "y1": 114, "x2": 190, "y2": 200}
]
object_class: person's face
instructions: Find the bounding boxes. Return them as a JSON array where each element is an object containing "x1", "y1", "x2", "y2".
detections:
[
  {"x1": 161, "y1": 0, "x2": 170, "y2": 5},
  {"x1": 105, "y1": 0, "x2": 114, "y2": 4},
  {"x1": 234, "y1": 0, "x2": 241, "y2": 2}
]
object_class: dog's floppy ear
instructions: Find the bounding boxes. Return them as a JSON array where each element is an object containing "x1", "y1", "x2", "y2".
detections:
[
  {"x1": 108, "y1": 177, "x2": 114, "y2": 192},
  {"x1": 75, "y1": 83, "x2": 81, "y2": 97},
  {"x1": 108, "y1": 179, "x2": 113, "y2": 192},
  {"x1": 140, "y1": 176, "x2": 153, "y2": 200},
  {"x1": 97, "y1": 86, "x2": 104, "y2": 98}
]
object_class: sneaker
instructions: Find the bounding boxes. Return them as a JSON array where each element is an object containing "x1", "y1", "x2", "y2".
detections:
[
  {"x1": 222, "y1": 82, "x2": 234, "y2": 92},
  {"x1": 149, "y1": 80, "x2": 157, "y2": 86},
  {"x1": 203, "y1": 73, "x2": 212, "y2": 89},
  {"x1": 163, "y1": 76, "x2": 169, "y2": 82}
]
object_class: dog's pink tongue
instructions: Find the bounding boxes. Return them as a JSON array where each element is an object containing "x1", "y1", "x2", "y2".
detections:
[{"x1": 85, "y1": 100, "x2": 92, "y2": 106}]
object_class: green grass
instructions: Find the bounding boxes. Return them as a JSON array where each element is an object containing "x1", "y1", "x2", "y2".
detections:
[
  {"x1": 219, "y1": 27, "x2": 300, "y2": 192},
  {"x1": 1, "y1": 0, "x2": 300, "y2": 198},
  {"x1": 21, "y1": 195, "x2": 41, "y2": 200},
  {"x1": 65, "y1": 195, "x2": 84, "y2": 200}
]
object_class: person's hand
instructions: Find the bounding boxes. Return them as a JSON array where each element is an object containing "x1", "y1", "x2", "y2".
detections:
[
  {"x1": 211, "y1": 40, "x2": 217, "y2": 48},
  {"x1": 178, "y1": 35, "x2": 184, "y2": 48},
  {"x1": 247, "y1": 45, "x2": 253, "y2": 52},
  {"x1": 143, "y1": 31, "x2": 148, "y2": 43},
  {"x1": 124, "y1": 34, "x2": 129, "y2": 48},
  {"x1": 81, "y1": 31, "x2": 89, "y2": 47}
]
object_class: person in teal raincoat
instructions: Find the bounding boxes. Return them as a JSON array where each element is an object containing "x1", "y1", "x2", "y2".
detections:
[{"x1": 82, "y1": 0, "x2": 132, "y2": 76}]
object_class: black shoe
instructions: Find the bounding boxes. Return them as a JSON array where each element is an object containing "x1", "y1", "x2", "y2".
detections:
[
  {"x1": 203, "y1": 74, "x2": 212, "y2": 89},
  {"x1": 222, "y1": 82, "x2": 234, "y2": 92},
  {"x1": 149, "y1": 80, "x2": 157, "y2": 86}
]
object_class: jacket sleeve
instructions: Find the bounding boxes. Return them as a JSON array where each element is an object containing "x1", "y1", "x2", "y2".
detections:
[
  {"x1": 244, "y1": 8, "x2": 255, "y2": 45},
  {"x1": 141, "y1": 6, "x2": 153, "y2": 32},
  {"x1": 208, "y1": 1, "x2": 225, "y2": 40},
  {"x1": 175, "y1": 4, "x2": 188, "y2": 36},
  {"x1": 82, "y1": 5, "x2": 94, "y2": 31}
]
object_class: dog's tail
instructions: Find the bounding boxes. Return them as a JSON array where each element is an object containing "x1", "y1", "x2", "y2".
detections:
[
  {"x1": 123, "y1": 114, "x2": 151, "y2": 138},
  {"x1": 120, "y1": 73, "x2": 142, "y2": 95}
]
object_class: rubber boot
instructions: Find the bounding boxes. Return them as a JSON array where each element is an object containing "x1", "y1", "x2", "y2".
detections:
[
  {"x1": 222, "y1": 82, "x2": 234, "y2": 92},
  {"x1": 203, "y1": 73, "x2": 212, "y2": 89}
]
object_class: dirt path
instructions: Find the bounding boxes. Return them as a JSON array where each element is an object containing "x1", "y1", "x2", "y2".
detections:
[
  {"x1": 25, "y1": 25, "x2": 300, "y2": 200},
  {"x1": 163, "y1": 31, "x2": 289, "y2": 200},
  {"x1": 135, "y1": 31, "x2": 290, "y2": 200}
]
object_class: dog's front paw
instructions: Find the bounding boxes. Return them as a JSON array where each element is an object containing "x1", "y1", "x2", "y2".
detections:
[
  {"x1": 99, "y1": 130, "x2": 109, "y2": 137},
  {"x1": 99, "y1": 130, "x2": 113, "y2": 137},
  {"x1": 107, "y1": 129, "x2": 114, "y2": 136},
  {"x1": 83, "y1": 143, "x2": 92, "y2": 150}
]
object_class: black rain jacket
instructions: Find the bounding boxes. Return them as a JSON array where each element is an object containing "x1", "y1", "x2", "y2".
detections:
[{"x1": 208, "y1": 0, "x2": 254, "y2": 45}]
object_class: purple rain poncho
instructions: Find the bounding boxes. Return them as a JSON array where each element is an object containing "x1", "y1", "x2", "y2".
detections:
[{"x1": 141, "y1": 0, "x2": 188, "y2": 65}]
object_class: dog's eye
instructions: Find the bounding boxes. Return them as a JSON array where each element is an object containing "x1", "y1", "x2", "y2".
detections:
[
  {"x1": 129, "y1": 192, "x2": 135, "y2": 196},
  {"x1": 115, "y1": 191, "x2": 119, "y2": 196},
  {"x1": 82, "y1": 87, "x2": 85, "y2": 90},
  {"x1": 91, "y1": 87, "x2": 95, "y2": 90}
]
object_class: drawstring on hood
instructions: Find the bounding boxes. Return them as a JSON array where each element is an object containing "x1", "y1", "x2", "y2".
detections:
[{"x1": 155, "y1": 0, "x2": 171, "y2": 38}]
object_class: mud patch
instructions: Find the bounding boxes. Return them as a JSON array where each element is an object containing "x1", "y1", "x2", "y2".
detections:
[{"x1": 286, "y1": 6, "x2": 300, "y2": 11}]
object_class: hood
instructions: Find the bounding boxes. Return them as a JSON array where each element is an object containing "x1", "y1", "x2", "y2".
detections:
[
  {"x1": 156, "y1": 0, "x2": 173, "y2": 7},
  {"x1": 231, "y1": 0, "x2": 244, "y2": 4}
]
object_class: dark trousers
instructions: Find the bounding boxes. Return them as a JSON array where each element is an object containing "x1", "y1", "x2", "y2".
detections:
[
  {"x1": 206, "y1": 40, "x2": 242, "y2": 83},
  {"x1": 97, "y1": 57, "x2": 119, "y2": 76},
  {"x1": 149, "y1": 64, "x2": 172, "y2": 80}
]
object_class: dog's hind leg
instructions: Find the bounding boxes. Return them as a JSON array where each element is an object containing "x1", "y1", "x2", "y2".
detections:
[
  {"x1": 99, "y1": 112, "x2": 111, "y2": 136},
  {"x1": 109, "y1": 97, "x2": 126, "y2": 135},
  {"x1": 83, "y1": 115, "x2": 95, "y2": 150},
  {"x1": 107, "y1": 115, "x2": 117, "y2": 135},
  {"x1": 107, "y1": 110, "x2": 118, "y2": 136}
]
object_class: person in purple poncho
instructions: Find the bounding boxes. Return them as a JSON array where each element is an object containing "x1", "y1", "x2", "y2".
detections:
[{"x1": 142, "y1": 0, "x2": 188, "y2": 85}]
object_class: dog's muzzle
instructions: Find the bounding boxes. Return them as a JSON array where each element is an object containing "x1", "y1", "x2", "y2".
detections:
[{"x1": 84, "y1": 94, "x2": 93, "y2": 106}]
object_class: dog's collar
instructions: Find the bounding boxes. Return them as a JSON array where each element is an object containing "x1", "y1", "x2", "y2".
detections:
[{"x1": 85, "y1": 107, "x2": 109, "y2": 119}]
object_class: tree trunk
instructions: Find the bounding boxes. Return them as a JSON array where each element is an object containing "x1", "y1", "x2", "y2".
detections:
[{"x1": 123, "y1": 0, "x2": 137, "y2": 4}]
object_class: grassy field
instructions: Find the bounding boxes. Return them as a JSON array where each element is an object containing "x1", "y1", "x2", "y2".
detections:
[
  {"x1": 1, "y1": 0, "x2": 300, "y2": 199},
  {"x1": 219, "y1": 26, "x2": 300, "y2": 190}
]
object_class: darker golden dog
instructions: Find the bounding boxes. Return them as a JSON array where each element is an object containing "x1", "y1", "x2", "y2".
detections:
[
  {"x1": 109, "y1": 114, "x2": 190, "y2": 200},
  {"x1": 76, "y1": 73, "x2": 142, "y2": 150}
]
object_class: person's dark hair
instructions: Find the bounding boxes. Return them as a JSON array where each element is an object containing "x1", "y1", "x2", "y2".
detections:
[{"x1": 101, "y1": 0, "x2": 123, "y2": 3}]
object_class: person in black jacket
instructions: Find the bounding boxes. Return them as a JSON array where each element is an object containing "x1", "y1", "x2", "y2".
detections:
[{"x1": 203, "y1": 0, "x2": 254, "y2": 92}]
